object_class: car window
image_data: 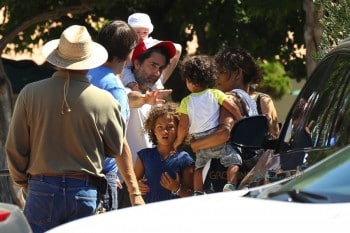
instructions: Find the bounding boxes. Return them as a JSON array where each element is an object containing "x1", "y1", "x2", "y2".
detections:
[
  {"x1": 268, "y1": 146, "x2": 350, "y2": 203},
  {"x1": 278, "y1": 53, "x2": 350, "y2": 168},
  {"x1": 326, "y1": 74, "x2": 350, "y2": 148}
]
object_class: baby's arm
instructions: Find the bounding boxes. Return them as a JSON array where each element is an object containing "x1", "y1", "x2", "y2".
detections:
[
  {"x1": 174, "y1": 113, "x2": 189, "y2": 151},
  {"x1": 160, "y1": 43, "x2": 182, "y2": 84}
]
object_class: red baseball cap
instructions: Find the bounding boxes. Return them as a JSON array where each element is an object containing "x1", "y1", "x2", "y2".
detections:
[{"x1": 131, "y1": 39, "x2": 176, "y2": 65}]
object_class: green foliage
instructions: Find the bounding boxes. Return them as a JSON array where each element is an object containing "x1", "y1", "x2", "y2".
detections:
[
  {"x1": 314, "y1": 0, "x2": 350, "y2": 59},
  {"x1": 257, "y1": 60, "x2": 291, "y2": 100},
  {"x1": 1, "y1": 0, "x2": 307, "y2": 99}
]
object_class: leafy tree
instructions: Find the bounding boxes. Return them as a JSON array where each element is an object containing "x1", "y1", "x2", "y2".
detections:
[
  {"x1": 314, "y1": 0, "x2": 350, "y2": 58},
  {"x1": 0, "y1": 0, "x2": 103, "y2": 206},
  {"x1": 258, "y1": 60, "x2": 291, "y2": 100}
]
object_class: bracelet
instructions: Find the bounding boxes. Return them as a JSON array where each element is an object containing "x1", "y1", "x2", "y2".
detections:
[
  {"x1": 219, "y1": 122, "x2": 233, "y2": 129},
  {"x1": 130, "y1": 192, "x2": 142, "y2": 196},
  {"x1": 171, "y1": 184, "x2": 182, "y2": 196}
]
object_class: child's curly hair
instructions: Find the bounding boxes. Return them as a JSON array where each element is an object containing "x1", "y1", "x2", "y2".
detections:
[
  {"x1": 143, "y1": 102, "x2": 180, "y2": 145},
  {"x1": 179, "y1": 55, "x2": 217, "y2": 89}
]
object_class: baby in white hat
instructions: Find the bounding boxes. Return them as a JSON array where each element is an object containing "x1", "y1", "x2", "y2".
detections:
[{"x1": 128, "y1": 13, "x2": 154, "y2": 43}]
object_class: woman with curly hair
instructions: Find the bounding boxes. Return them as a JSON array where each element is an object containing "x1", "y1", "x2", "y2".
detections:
[
  {"x1": 134, "y1": 103, "x2": 194, "y2": 203},
  {"x1": 173, "y1": 55, "x2": 243, "y2": 195},
  {"x1": 190, "y1": 48, "x2": 262, "y2": 191}
]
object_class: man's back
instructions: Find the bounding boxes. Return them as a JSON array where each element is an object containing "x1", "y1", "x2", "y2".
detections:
[{"x1": 6, "y1": 70, "x2": 125, "y2": 184}]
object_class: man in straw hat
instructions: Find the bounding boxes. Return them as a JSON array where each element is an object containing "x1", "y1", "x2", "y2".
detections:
[{"x1": 5, "y1": 25, "x2": 144, "y2": 233}]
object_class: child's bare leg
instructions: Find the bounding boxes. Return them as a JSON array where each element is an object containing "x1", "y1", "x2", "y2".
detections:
[
  {"x1": 193, "y1": 168, "x2": 204, "y2": 195},
  {"x1": 223, "y1": 164, "x2": 240, "y2": 191}
]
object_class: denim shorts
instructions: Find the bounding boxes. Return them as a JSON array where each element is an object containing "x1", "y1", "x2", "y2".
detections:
[
  {"x1": 24, "y1": 175, "x2": 98, "y2": 233},
  {"x1": 193, "y1": 128, "x2": 242, "y2": 169}
]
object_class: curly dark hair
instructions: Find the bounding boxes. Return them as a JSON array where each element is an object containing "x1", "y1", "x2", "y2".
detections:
[
  {"x1": 143, "y1": 102, "x2": 180, "y2": 145},
  {"x1": 179, "y1": 55, "x2": 217, "y2": 89},
  {"x1": 214, "y1": 47, "x2": 263, "y2": 85}
]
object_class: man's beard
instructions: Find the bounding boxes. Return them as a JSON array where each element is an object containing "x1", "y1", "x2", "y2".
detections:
[{"x1": 134, "y1": 73, "x2": 158, "y2": 93}]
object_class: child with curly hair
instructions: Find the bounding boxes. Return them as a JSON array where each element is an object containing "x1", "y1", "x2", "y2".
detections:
[
  {"x1": 173, "y1": 55, "x2": 243, "y2": 195},
  {"x1": 134, "y1": 103, "x2": 194, "y2": 203}
]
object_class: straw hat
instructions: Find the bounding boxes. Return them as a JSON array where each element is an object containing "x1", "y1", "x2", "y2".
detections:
[{"x1": 42, "y1": 25, "x2": 108, "y2": 70}]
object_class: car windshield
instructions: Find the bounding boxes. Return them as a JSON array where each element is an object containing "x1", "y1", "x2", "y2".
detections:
[{"x1": 266, "y1": 145, "x2": 350, "y2": 203}]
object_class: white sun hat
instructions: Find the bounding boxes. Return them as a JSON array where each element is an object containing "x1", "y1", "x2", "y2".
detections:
[{"x1": 128, "y1": 13, "x2": 154, "y2": 34}]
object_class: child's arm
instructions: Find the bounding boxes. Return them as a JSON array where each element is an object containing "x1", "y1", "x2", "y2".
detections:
[
  {"x1": 116, "y1": 138, "x2": 145, "y2": 205},
  {"x1": 174, "y1": 113, "x2": 189, "y2": 151},
  {"x1": 134, "y1": 156, "x2": 150, "y2": 195},
  {"x1": 221, "y1": 97, "x2": 244, "y2": 121},
  {"x1": 179, "y1": 165, "x2": 195, "y2": 197},
  {"x1": 160, "y1": 43, "x2": 182, "y2": 84}
]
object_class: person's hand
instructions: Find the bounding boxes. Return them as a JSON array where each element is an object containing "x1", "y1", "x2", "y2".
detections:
[
  {"x1": 129, "y1": 194, "x2": 145, "y2": 206},
  {"x1": 144, "y1": 89, "x2": 173, "y2": 105},
  {"x1": 160, "y1": 172, "x2": 180, "y2": 192},
  {"x1": 137, "y1": 178, "x2": 150, "y2": 195},
  {"x1": 127, "y1": 82, "x2": 140, "y2": 91},
  {"x1": 116, "y1": 175, "x2": 123, "y2": 189},
  {"x1": 156, "y1": 89, "x2": 173, "y2": 99}
]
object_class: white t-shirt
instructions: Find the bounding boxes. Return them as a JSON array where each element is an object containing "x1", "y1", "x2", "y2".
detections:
[
  {"x1": 126, "y1": 103, "x2": 153, "y2": 163},
  {"x1": 178, "y1": 89, "x2": 227, "y2": 134}
]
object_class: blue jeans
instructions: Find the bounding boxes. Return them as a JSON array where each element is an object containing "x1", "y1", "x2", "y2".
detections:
[
  {"x1": 101, "y1": 172, "x2": 118, "y2": 211},
  {"x1": 24, "y1": 175, "x2": 99, "y2": 233}
]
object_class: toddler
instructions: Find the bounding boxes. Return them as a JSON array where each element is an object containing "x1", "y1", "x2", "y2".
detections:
[{"x1": 174, "y1": 55, "x2": 242, "y2": 194}]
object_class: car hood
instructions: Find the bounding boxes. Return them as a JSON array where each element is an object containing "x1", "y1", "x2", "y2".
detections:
[{"x1": 48, "y1": 191, "x2": 349, "y2": 233}]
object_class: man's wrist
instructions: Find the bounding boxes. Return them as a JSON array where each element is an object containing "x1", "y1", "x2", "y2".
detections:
[{"x1": 130, "y1": 192, "x2": 142, "y2": 196}]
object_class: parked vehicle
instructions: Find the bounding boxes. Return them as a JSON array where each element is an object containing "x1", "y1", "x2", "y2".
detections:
[
  {"x1": 47, "y1": 145, "x2": 350, "y2": 233},
  {"x1": 246, "y1": 144, "x2": 350, "y2": 202},
  {"x1": 0, "y1": 202, "x2": 32, "y2": 233},
  {"x1": 205, "y1": 38, "x2": 350, "y2": 191}
]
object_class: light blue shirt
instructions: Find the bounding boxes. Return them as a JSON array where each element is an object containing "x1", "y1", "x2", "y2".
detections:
[{"x1": 88, "y1": 66, "x2": 129, "y2": 172}]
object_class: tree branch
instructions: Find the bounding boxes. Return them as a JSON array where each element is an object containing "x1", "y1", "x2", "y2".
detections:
[{"x1": 0, "y1": 3, "x2": 95, "y2": 51}]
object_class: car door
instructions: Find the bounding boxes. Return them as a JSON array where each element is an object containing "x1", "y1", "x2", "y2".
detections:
[{"x1": 239, "y1": 50, "x2": 350, "y2": 188}]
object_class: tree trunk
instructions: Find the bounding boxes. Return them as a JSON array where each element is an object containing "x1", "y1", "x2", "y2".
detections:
[
  {"x1": 0, "y1": 59, "x2": 25, "y2": 207},
  {"x1": 303, "y1": 0, "x2": 323, "y2": 78}
]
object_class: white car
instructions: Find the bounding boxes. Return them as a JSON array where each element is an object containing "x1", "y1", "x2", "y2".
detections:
[
  {"x1": 0, "y1": 202, "x2": 32, "y2": 233},
  {"x1": 48, "y1": 145, "x2": 350, "y2": 233}
]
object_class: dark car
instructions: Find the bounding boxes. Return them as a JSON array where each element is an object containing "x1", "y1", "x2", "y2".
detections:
[
  {"x1": 237, "y1": 38, "x2": 350, "y2": 189},
  {"x1": 247, "y1": 144, "x2": 350, "y2": 203},
  {"x1": 204, "y1": 38, "x2": 350, "y2": 191}
]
